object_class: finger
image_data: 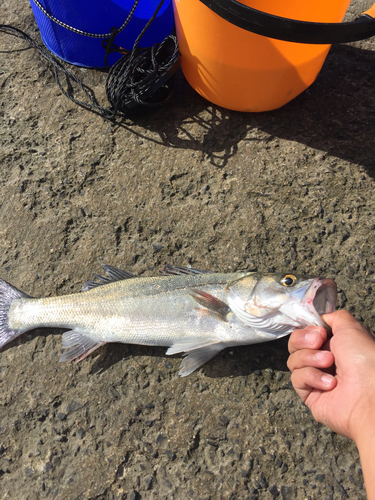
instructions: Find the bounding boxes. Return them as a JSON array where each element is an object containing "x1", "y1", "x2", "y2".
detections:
[
  {"x1": 288, "y1": 326, "x2": 327, "y2": 354},
  {"x1": 323, "y1": 310, "x2": 375, "y2": 345},
  {"x1": 290, "y1": 367, "x2": 337, "y2": 402},
  {"x1": 287, "y1": 349, "x2": 334, "y2": 372},
  {"x1": 322, "y1": 309, "x2": 366, "y2": 335}
]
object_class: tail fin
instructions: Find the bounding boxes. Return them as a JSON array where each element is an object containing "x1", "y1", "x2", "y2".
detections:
[{"x1": 0, "y1": 279, "x2": 31, "y2": 349}]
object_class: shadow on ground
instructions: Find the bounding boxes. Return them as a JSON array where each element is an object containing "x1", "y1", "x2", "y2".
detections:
[{"x1": 111, "y1": 44, "x2": 375, "y2": 173}]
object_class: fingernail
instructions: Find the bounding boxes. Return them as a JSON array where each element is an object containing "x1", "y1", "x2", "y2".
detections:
[
  {"x1": 321, "y1": 374, "x2": 334, "y2": 387},
  {"x1": 305, "y1": 333, "x2": 317, "y2": 345},
  {"x1": 315, "y1": 351, "x2": 327, "y2": 361}
]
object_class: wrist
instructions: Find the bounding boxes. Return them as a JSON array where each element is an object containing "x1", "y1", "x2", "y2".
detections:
[
  {"x1": 353, "y1": 429, "x2": 375, "y2": 500},
  {"x1": 350, "y1": 404, "x2": 375, "y2": 447},
  {"x1": 355, "y1": 429, "x2": 375, "y2": 456}
]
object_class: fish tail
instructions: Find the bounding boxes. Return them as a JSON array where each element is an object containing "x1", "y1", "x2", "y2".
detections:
[{"x1": 0, "y1": 278, "x2": 31, "y2": 349}]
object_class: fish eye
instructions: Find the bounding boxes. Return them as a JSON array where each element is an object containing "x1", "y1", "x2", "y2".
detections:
[{"x1": 281, "y1": 274, "x2": 297, "y2": 287}]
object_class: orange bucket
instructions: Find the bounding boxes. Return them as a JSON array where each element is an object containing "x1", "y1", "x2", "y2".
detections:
[{"x1": 172, "y1": 0, "x2": 375, "y2": 111}]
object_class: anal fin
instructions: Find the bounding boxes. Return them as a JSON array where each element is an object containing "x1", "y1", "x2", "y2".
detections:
[{"x1": 59, "y1": 331, "x2": 106, "y2": 362}]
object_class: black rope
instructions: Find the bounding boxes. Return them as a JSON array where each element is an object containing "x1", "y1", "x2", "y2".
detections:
[
  {"x1": 106, "y1": 35, "x2": 180, "y2": 111},
  {"x1": 0, "y1": 0, "x2": 180, "y2": 119},
  {"x1": 102, "y1": 0, "x2": 180, "y2": 111}
]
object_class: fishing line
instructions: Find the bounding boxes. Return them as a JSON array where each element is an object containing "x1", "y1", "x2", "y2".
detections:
[{"x1": 0, "y1": 0, "x2": 180, "y2": 120}]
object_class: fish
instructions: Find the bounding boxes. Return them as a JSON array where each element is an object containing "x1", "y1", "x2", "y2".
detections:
[{"x1": 0, "y1": 264, "x2": 337, "y2": 377}]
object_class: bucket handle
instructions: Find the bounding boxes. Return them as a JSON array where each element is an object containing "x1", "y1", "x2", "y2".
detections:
[
  {"x1": 200, "y1": 0, "x2": 375, "y2": 44},
  {"x1": 31, "y1": 0, "x2": 139, "y2": 38}
]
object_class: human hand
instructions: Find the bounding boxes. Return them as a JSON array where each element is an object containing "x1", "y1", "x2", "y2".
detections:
[{"x1": 287, "y1": 309, "x2": 375, "y2": 445}]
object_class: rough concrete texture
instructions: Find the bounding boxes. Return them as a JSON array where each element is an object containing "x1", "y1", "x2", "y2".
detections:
[{"x1": 1, "y1": 0, "x2": 375, "y2": 499}]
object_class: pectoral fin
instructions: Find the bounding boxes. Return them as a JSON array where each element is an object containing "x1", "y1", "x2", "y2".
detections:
[
  {"x1": 166, "y1": 339, "x2": 225, "y2": 377},
  {"x1": 190, "y1": 289, "x2": 230, "y2": 322},
  {"x1": 59, "y1": 331, "x2": 106, "y2": 362}
]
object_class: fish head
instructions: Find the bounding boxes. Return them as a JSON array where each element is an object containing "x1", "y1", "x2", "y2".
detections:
[{"x1": 226, "y1": 272, "x2": 337, "y2": 333}]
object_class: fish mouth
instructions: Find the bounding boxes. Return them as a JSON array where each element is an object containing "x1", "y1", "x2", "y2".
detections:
[
  {"x1": 312, "y1": 278, "x2": 337, "y2": 314},
  {"x1": 304, "y1": 277, "x2": 337, "y2": 314},
  {"x1": 300, "y1": 277, "x2": 337, "y2": 329}
]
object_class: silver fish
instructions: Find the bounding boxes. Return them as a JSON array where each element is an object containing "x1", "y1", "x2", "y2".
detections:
[{"x1": 0, "y1": 265, "x2": 337, "y2": 376}]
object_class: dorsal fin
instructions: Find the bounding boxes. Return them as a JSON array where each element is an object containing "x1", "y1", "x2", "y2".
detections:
[
  {"x1": 160, "y1": 265, "x2": 213, "y2": 276},
  {"x1": 82, "y1": 265, "x2": 136, "y2": 291}
]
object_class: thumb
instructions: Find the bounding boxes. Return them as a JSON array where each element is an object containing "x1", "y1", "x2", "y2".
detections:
[
  {"x1": 323, "y1": 310, "x2": 362, "y2": 333},
  {"x1": 322, "y1": 309, "x2": 374, "y2": 342}
]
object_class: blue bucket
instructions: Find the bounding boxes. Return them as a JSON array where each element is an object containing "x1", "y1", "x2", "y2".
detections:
[{"x1": 29, "y1": 0, "x2": 174, "y2": 68}]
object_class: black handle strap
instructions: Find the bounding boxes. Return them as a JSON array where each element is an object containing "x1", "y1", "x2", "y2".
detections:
[{"x1": 199, "y1": 0, "x2": 375, "y2": 44}]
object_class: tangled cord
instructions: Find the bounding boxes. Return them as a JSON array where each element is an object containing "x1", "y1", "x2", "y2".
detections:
[
  {"x1": 106, "y1": 35, "x2": 180, "y2": 111},
  {"x1": 0, "y1": 19, "x2": 180, "y2": 120}
]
